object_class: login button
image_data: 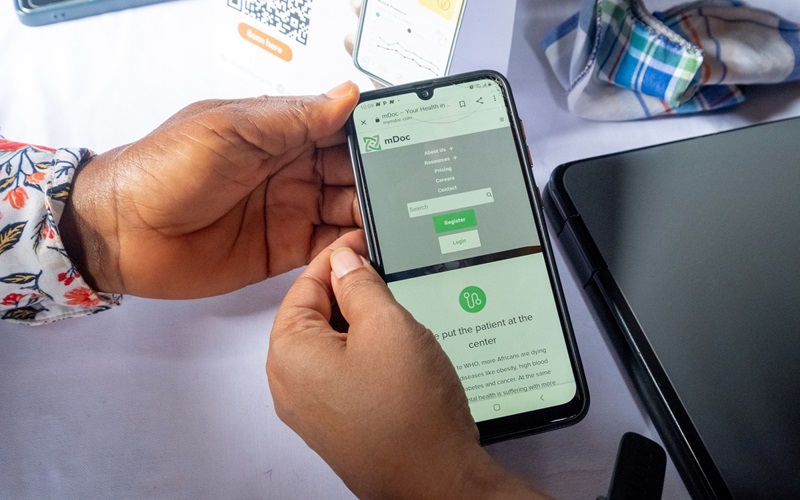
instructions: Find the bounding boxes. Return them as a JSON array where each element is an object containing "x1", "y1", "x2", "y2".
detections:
[{"x1": 438, "y1": 229, "x2": 481, "y2": 255}]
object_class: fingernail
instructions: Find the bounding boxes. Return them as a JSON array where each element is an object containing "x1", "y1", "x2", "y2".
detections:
[
  {"x1": 331, "y1": 247, "x2": 364, "y2": 278},
  {"x1": 325, "y1": 81, "x2": 354, "y2": 100}
]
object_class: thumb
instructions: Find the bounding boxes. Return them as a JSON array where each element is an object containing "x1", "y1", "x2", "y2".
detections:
[
  {"x1": 249, "y1": 81, "x2": 360, "y2": 152},
  {"x1": 329, "y1": 247, "x2": 413, "y2": 331}
]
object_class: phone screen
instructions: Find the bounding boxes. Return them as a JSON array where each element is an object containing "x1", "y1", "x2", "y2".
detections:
[
  {"x1": 354, "y1": 0, "x2": 467, "y2": 86},
  {"x1": 348, "y1": 73, "x2": 586, "y2": 440}
]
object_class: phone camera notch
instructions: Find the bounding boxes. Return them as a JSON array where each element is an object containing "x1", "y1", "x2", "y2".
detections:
[{"x1": 418, "y1": 88, "x2": 434, "y2": 100}]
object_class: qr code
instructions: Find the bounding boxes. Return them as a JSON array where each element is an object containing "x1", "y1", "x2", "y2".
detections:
[{"x1": 227, "y1": 0, "x2": 313, "y2": 45}]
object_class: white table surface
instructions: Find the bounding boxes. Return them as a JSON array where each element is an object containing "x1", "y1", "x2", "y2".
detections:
[{"x1": 2, "y1": 1, "x2": 800, "y2": 498}]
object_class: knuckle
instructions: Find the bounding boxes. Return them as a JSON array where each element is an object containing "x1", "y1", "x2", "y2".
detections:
[{"x1": 337, "y1": 271, "x2": 382, "y2": 305}]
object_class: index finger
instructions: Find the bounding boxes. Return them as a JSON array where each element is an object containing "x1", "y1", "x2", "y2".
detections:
[
  {"x1": 270, "y1": 230, "x2": 369, "y2": 341},
  {"x1": 318, "y1": 144, "x2": 356, "y2": 187},
  {"x1": 271, "y1": 251, "x2": 336, "y2": 343}
]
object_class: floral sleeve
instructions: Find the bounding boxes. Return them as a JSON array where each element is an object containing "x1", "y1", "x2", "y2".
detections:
[{"x1": 1, "y1": 139, "x2": 122, "y2": 325}]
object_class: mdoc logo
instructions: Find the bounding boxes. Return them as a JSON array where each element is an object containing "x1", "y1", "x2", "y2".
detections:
[{"x1": 363, "y1": 135, "x2": 382, "y2": 152}]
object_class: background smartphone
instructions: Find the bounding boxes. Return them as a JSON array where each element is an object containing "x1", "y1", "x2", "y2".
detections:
[
  {"x1": 15, "y1": 0, "x2": 172, "y2": 27},
  {"x1": 346, "y1": 70, "x2": 588, "y2": 443},
  {"x1": 353, "y1": 0, "x2": 467, "y2": 86}
]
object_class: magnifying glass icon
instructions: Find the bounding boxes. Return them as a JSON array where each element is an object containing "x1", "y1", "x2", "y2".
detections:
[{"x1": 486, "y1": 191, "x2": 493, "y2": 198}]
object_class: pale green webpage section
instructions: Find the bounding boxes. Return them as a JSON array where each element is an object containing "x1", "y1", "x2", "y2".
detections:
[{"x1": 389, "y1": 253, "x2": 577, "y2": 422}]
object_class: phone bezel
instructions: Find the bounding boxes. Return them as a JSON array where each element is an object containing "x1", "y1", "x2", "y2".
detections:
[
  {"x1": 25, "y1": 0, "x2": 72, "y2": 7},
  {"x1": 14, "y1": 0, "x2": 172, "y2": 27},
  {"x1": 346, "y1": 70, "x2": 589, "y2": 444},
  {"x1": 352, "y1": 0, "x2": 469, "y2": 87}
]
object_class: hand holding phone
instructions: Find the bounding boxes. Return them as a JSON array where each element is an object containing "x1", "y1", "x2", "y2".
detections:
[
  {"x1": 347, "y1": 70, "x2": 588, "y2": 443},
  {"x1": 268, "y1": 231, "x2": 549, "y2": 498}
]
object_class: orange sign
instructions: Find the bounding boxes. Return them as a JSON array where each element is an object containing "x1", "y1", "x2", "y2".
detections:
[{"x1": 237, "y1": 23, "x2": 293, "y2": 62}]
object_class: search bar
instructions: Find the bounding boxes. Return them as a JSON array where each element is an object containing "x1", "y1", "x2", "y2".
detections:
[{"x1": 407, "y1": 188, "x2": 494, "y2": 218}]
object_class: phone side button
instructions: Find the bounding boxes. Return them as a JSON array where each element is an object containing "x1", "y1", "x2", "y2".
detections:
[
  {"x1": 526, "y1": 145, "x2": 534, "y2": 167},
  {"x1": 519, "y1": 119, "x2": 527, "y2": 140}
]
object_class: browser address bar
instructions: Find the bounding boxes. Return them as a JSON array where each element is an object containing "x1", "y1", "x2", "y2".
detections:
[{"x1": 407, "y1": 188, "x2": 494, "y2": 218}]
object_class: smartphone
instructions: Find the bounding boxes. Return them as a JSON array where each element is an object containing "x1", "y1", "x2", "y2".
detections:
[
  {"x1": 15, "y1": 0, "x2": 172, "y2": 27},
  {"x1": 346, "y1": 70, "x2": 588, "y2": 443},
  {"x1": 353, "y1": 0, "x2": 467, "y2": 86}
]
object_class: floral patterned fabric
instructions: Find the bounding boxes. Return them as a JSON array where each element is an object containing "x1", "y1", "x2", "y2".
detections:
[{"x1": 0, "y1": 139, "x2": 121, "y2": 325}]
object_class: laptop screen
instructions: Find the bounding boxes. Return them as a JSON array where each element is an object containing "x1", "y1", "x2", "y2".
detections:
[{"x1": 553, "y1": 117, "x2": 800, "y2": 498}]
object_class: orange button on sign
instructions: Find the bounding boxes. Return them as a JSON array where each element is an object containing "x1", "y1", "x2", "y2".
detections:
[{"x1": 238, "y1": 23, "x2": 293, "y2": 62}]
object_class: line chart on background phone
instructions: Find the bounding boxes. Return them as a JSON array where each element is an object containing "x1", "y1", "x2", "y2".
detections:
[{"x1": 355, "y1": 0, "x2": 467, "y2": 85}]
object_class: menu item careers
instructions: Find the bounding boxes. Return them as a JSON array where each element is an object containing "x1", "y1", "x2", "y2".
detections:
[{"x1": 346, "y1": 71, "x2": 588, "y2": 443}]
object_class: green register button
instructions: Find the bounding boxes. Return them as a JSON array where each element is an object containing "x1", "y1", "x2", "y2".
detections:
[{"x1": 433, "y1": 209, "x2": 477, "y2": 234}]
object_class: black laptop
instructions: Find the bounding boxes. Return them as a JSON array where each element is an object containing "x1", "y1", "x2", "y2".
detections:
[{"x1": 544, "y1": 117, "x2": 800, "y2": 499}]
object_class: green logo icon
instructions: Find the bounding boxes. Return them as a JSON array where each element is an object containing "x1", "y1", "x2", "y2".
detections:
[
  {"x1": 459, "y1": 286, "x2": 486, "y2": 313},
  {"x1": 363, "y1": 135, "x2": 382, "y2": 151}
]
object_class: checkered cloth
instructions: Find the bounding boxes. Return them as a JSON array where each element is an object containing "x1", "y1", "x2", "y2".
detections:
[{"x1": 543, "y1": 0, "x2": 800, "y2": 120}]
